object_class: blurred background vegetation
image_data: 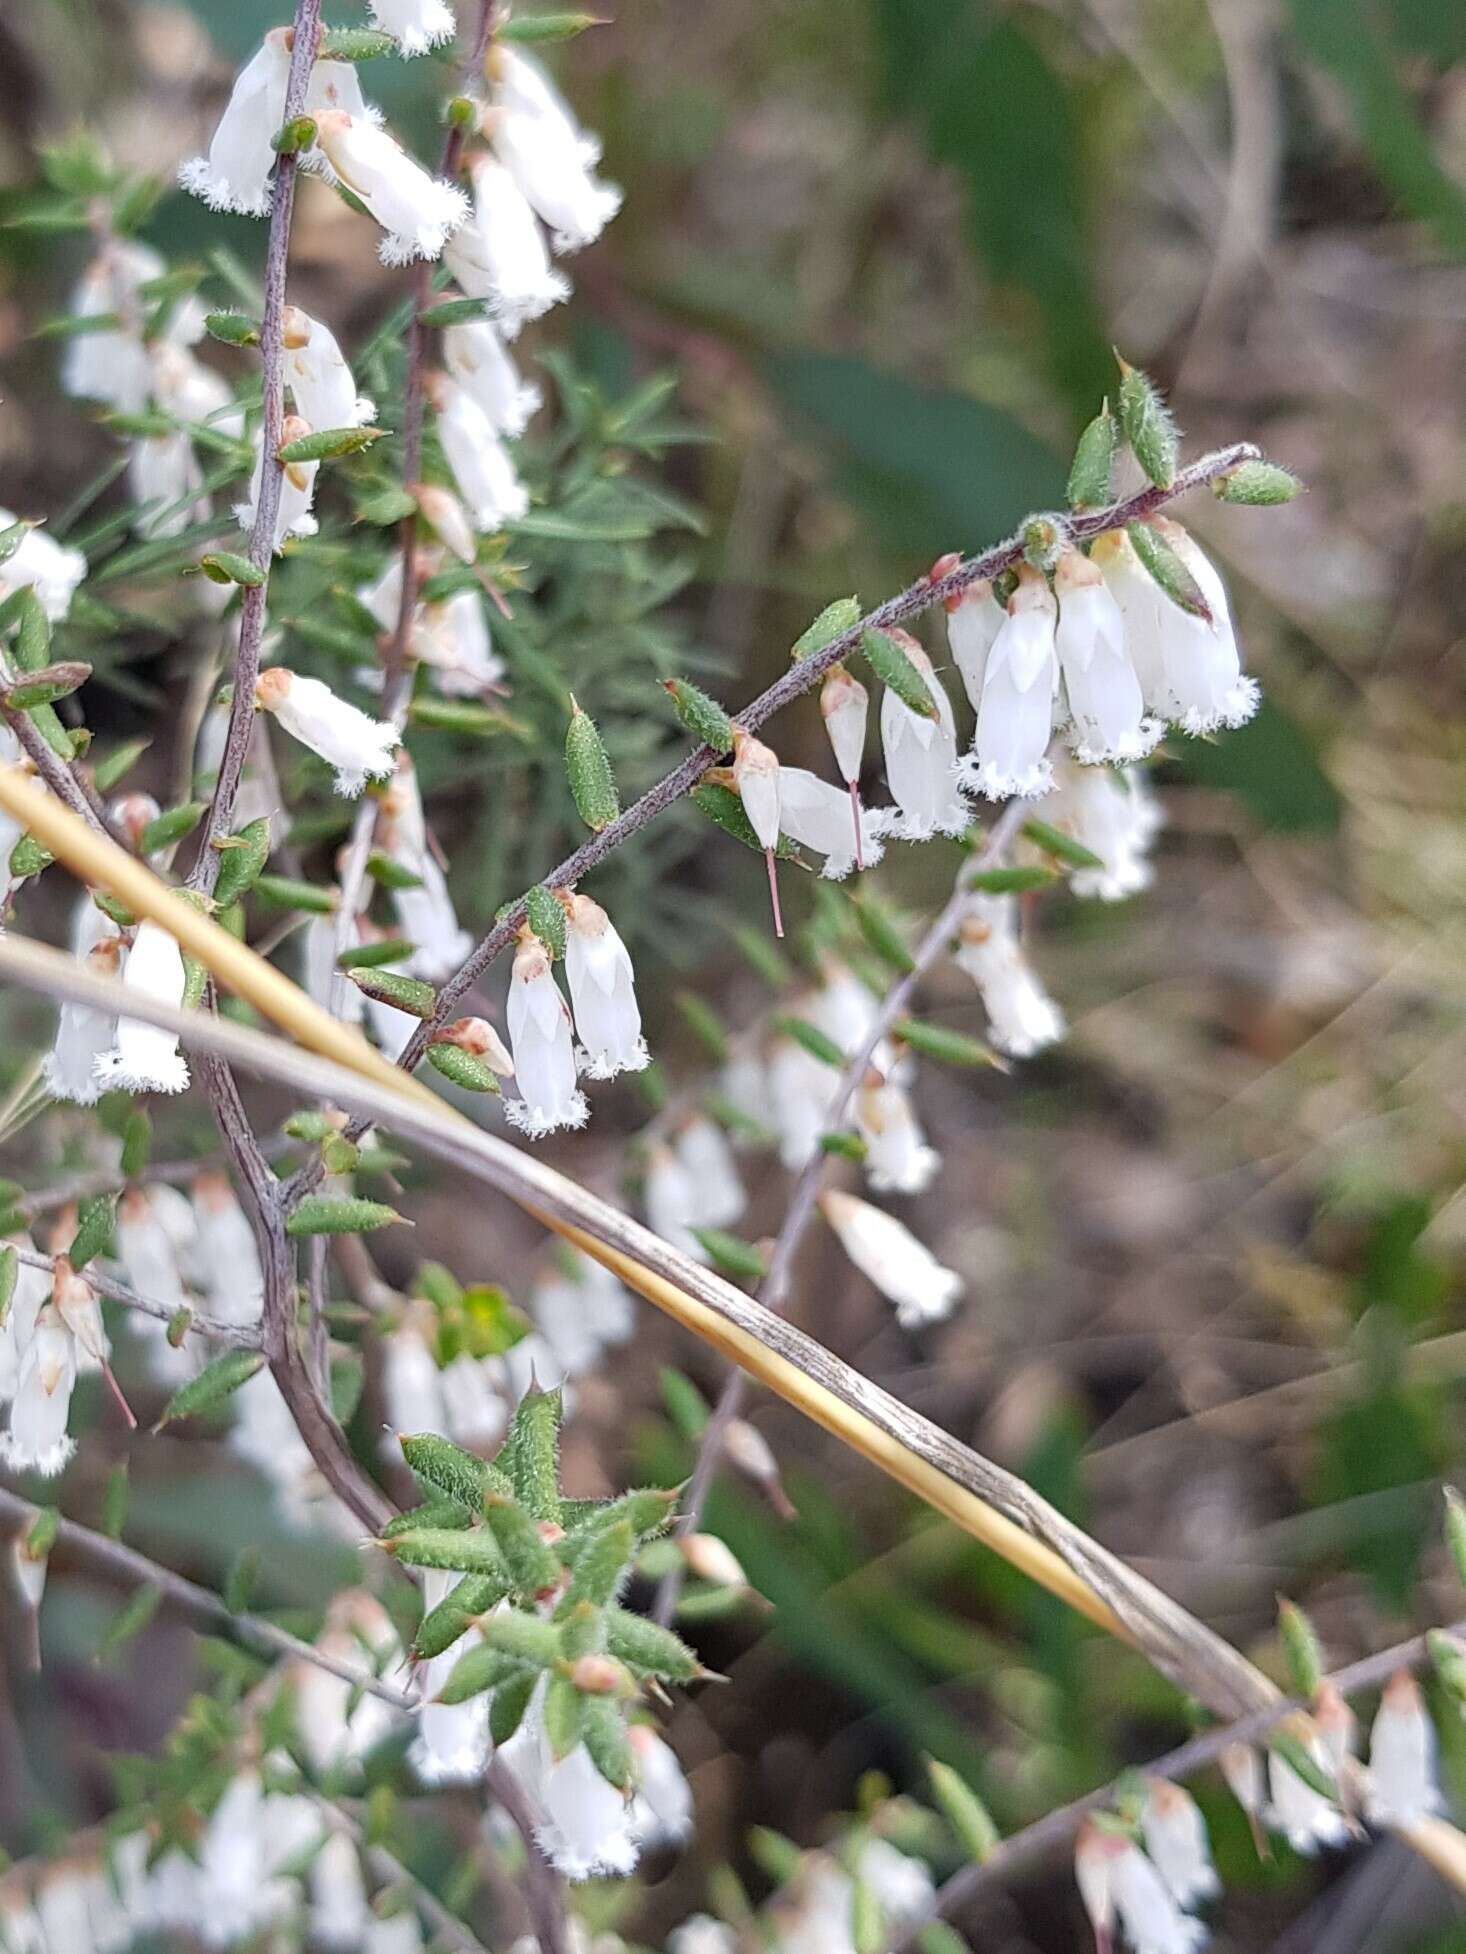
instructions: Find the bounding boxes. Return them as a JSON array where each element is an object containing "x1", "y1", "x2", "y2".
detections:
[{"x1": 2, "y1": 1, "x2": 1466, "y2": 1948}]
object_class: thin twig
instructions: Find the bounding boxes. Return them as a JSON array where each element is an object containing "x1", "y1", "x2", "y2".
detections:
[
  {"x1": 889, "y1": 1606, "x2": 1466, "y2": 1949},
  {"x1": 0, "y1": 1483, "x2": 412, "y2": 1706},
  {"x1": 187, "y1": 0, "x2": 323, "y2": 896},
  {"x1": 654, "y1": 795, "x2": 1031, "y2": 1625},
  {"x1": 11, "y1": 1243, "x2": 258, "y2": 1347}
]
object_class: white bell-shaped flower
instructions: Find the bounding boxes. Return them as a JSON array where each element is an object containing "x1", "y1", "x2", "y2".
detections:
[
  {"x1": 1055, "y1": 548, "x2": 1159, "y2": 764},
  {"x1": 945, "y1": 574, "x2": 1005, "y2": 712},
  {"x1": 235, "y1": 413, "x2": 319, "y2": 551},
  {"x1": 1110, "y1": 1836, "x2": 1208, "y2": 1954},
  {"x1": 493, "y1": 1675, "x2": 640, "y2": 1879},
  {"x1": 732, "y1": 727, "x2": 786, "y2": 935},
  {"x1": 961, "y1": 565, "x2": 1058, "y2": 801},
  {"x1": 313, "y1": 111, "x2": 468, "y2": 265},
  {"x1": 128, "y1": 432, "x2": 205, "y2": 540},
  {"x1": 953, "y1": 893, "x2": 1064, "y2": 1059},
  {"x1": 61, "y1": 251, "x2": 153, "y2": 413},
  {"x1": 282, "y1": 305, "x2": 375, "y2": 432},
  {"x1": 563, "y1": 891, "x2": 647, "y2": 1079},
  {"x1": 114, "y1": 1186, "x2": 194, "y2": 1384},
  {"x1": 441, "y1": 1351, "x2": 509, "y2": 1449},
  {"x1": 879, "y1": 633, "x2": 970, "y2": 837},
  {"x1": 0, "y1": 509, "x2": 86, "y2": 621},
  {"x1": 94, "y1": 920, "x2": 191, "y2": 1095},
  {"x1": 0, "y1": 1303, "x2": 77, "y2": 1477},
  {"x1": 430, "y1": 375, "x2": 530, "y2": 533},
  {"x1": 675, "y1": 1114, "x2": 745, "y2": 1230},
  {"x1": 150, "y1": 339, "x2": 245, "y2": 440},
  {"x1": 412, "y1": 1568, "x2": 493, "y2": 1784},
  {"x1": 644, "y1": 1142, "x2": 705, "y2": 1263},
  {"x1": 628, "y1": 1725, "x2": 694, "y2": 1850},
  {"x1": 776, "y1": 767, "x2": 889, "y2": 881},
  {"x1": 310, "y1": 1831, "x2": 371, "y2": 1949},
  {"x1": 489, "y1": 50, "x2": 622, "y2": 252},
  {"x1": 533, "y1": 1252, "x2": 634, "y2": 1375},
  {"x1": 192, "y1": 1168, "x2": 265, "y2": 1328},
  {"x1": 443, "y1": 317, "x2": 542, "y2": 436},
  {"x1": 855, "y1": 1071, "x2": 939, "y2": 1196},
  {"x1": 417, "y1": 590, "x2": 506, "y2": 697},
  {"x1": 0, "y1": 1240, "x2": 49, "y2": 1403},
  {"x1": 444, "y1": 156, "x2": 571, "y2": 335},
  {"x1": 1032, "y1": 759, "x2": 1163, "y2": 902},
  {"x1": 1141, "y1": 1780, "x2": 1220, "y2": 1911},
  {"x1": 43, "y1": 936, "x2": 121, "y2": 1106},
  {"x1": 1265, "y1": 1735, "x2": 1350, "y2": 1854},
  {"x1": 255, "y1": 666, "x2": 399, "y2": 796},
  {"x1": 1149, "y1": 518, "x2": 1260, "y2": 733},
  {"x1": 379, "y1": 1312, "x2": 446, "y2": 1457},
  {"x1": 369, "y1": 0, "x2": 456, "y2": 57},
  {"x1": 1365, "y1": 1671, "x2": 1441, "y2": 1828},
  {"x1": 506, "y1": 933, "x2": 587, "y2": 1136},
  {"x1": 766, "y1": 1033, "x2": 839, "y2": 1170},
  {"x1": 376, "y1": 759, "x2": 473, "y2": 981},
  {"x1": 819, "y1": 1189, "x2": 962, "y2": 1329},
  {"x1": 668, "y1": 1917, "x2": 737, "y2": 1954},
  {"x1": 819, "y1": 662, "x2": 871, "y2": 867},
  {"x1": 290, "y1": 1590, "x2": 405, "y2": 1771},
  {"x1": 179, "y1": 29, "x2": 292, "y2": 216}
]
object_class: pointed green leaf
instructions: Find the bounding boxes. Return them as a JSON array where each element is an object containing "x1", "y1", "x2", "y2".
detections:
[
  {"x1": 860, "y1": 628, "x2": 937, "y2": 719},
  {"x1": 1126, "y1": 521, "x2": 1212, "y2": 623},
  {"x1": 156, "y1": 1347, "x2": 266, "y2": 1428},
  {"x1": 663, "y1": 678, "x2": 734, "y2": 752},
  {"x1": 791, "y1": 596, "x2": 861, "y2": 661},
  {"x1": 1116, "y1": 355, "x2": 1178, "y2": 489},
  {"x1": 1066, "y1": 401, "x2": 1117, "y2": 509},
  {"x1": 565, "y1": 702, "x2": 620, "y2": 831},
  {"x1": 1213, "y1": 459, "x2": 1302, "y2": 506},
  {"x1": 285, "y1": 1197, "x2": 404, "y2": 1238}
]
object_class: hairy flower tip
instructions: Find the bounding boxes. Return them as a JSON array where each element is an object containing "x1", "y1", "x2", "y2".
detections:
[
  {"x1": 1265, "y1": 1736, "x2": 1351, "y2": 1854},
  {"x1": 93, "y1": 920, "x2": 191, "y2": 1096},
  {"x1": 954, "y1": 894, "x2": 1065, "y2": 1059},
  {"x1": 43, "y1": 936, "x2": 121, "y2": 1106},
  {"x1": 312, "y1": 110, "x2": 469, "y2": 265},
  {"x1": 855, "y1": 1074, "x2": 940, "y2": 1196},
  {"x1": 1032, "y1": 759, "x2": 1165, "y2": 903},
  {"x1": 177, "y1": 153, "x2": 274, "y2": 217},
  {"x1": 1365, "y1": 1670, "x2": 1442, "y2": 1829},
  {"x1": 961, "y1": 564, "x2": 1058, "y2": 803},
  {"x1": 177, "y1": 30, "x2": 291, "y2": 218},
  {"x1": 490, "y1": 47, "x2": 622, "y2": 254},
  {"x1": 369, "y1": 0, "x2": 457, "y2": 56},
  {"x1": 565, "y1": 889, "x2": 648, "y2": 1080},
  {"x1": 445, "y1": 156, "x2": 571, "y2": 337}
]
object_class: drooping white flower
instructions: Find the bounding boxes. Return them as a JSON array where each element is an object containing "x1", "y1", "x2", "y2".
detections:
[
  {"x1": 857, "y1": 1838, "x2": 937, "y2": 1929},
  {"x1": 310, "y1": 1831, "x2": 371, "y2": 1948},
  {"x1": 54, "y1": 1256, "x2": 110, "y2": 1380},
  {"x1": 292, "y1": 1590, "x2": 405, "y2": 1774},
  {"x1": 192, "y1": 1168, "x2": 265, "y2": 1328},
  {"x1": 628, "y1": 1724, "x2": 694, "y2": 1850},
  {"x1": 717, "y1": 1048, "x2": 771, "y2": 1144},
  {"x1": 436, "y1": 1014, "x2": 516, "y2": 1080},
  {"x1": 43, "y1": 935, "x2": 122, "y2": 1106},
  {"x1": 443, "y1": 317, "x2": 542, "y2": 436},
  {"x1": 1314, "y1": 1678, "x2": 1359, "y2": 1783},
  {"x1": 414, "y1": 483, "x2": 480, "y2": 565},
  {"x1": 369, "y1": 0, "x2": 456, "y2": 57},
  {"x1": 563, "y1": 891, "x2": 647, "y2": 1079},
  {"x1": 1141, "y1": 1781, "x2": 1219, "y2": 1911},
  {"x1": 1220, "y1": 1744, "x2": 1265, "y2": 1822},
  {"x1": 0, "y1": 1302, "x2": 77, "y2": 1477},
  {"x1": 413, "y1": 1568, "x2": 492, "y2": 1785},
  {"x1": 255, "y1": 666, "x2": 399, "y2": 797},
  {"x1": 819, "y1": 662, "x2": 872, "y2": 867},
  {"x1": 61, "y1": 249, "x2": 155, "y2": 413},
  {"x1": 493, "y1": 1675, "x2": 640, "y2": 1879},
  {"x1": 282, "y1": 305, "x2": 376, "y2": 432},
  {"x1": 1056, "y1": 548, "x2": 1160, "y2": 765},
  {"x1": 532, "y1": 1250, "x2": 635, "y2": 1376},
  {"x1": 128, "y1": 431, "x2": 205, "y2": 540},
  {"x1": 944, "y1": 572, "x2": 1006, "y2": 712},
  {"x1": 776, "y1": 767, "x2": 889, "y2": 881},
  {"x1": 313, "y1": 110, "x2": 469, "y2": 266},
  {"x1": 1266, "y1": 1735, "x2": 1350, "y2": 1854},
  {"x1": 0, "y1": 509, "x2": 87, "y2": 621},
  {"x1": 1110, "y1": 1836, "x2": 1208, "y2": 1954},
  {"x1": 94, "y1": 920, "x2": 191, "y2": 1095},
  {"x1": 1094, "y1": 526, "x2": 1259, "y2": 736},
  {"x1": 766, "y1": 1033, "x2": 839, "y2": 1170},
  {"x1": 819, "y1": 1189, "x2": 962, "y2": 1330},
  {"x1": 114, "y1": 1185, "x2": 194, "y2": 1384},
  {"x1": 178, "y1": 29, "x2": 292, "y2": 216},
  {"x1": 668, "y1": 1916, "x2": 737, "y2": 1954},
  {"x1": 417, "y1": 589, "x2": 506, "y2": 696},
  {"x1": 444, "y1": 155, "x2": 571, "y2": 335},
  {"x1": 489, "y1": 49, "x2": 622, "y2": 252},
  {"x1": 236, "y1": 412, "x2": 319, "y2": 550},
  {"x1": 150, "y1": 339, "x2": 246, "y2": 440},
  {"x1": 506, "y1": 933, "x2": 587, "y2": 1136},
  {"x1": 1032, "y1": 759, "x2": 1163, "y2": 902},
  {"x1": 879, "y1": 632, "x2": 970, "y2": 837},
  {"x1": 732, "y1": 727, "x2": 786, "y2": 936},
  {"x1": 953, "y1": 893, "x2": 1064, "y2": 1059},
  {"x1": 855, "y1": 1071, "x2": 939, "y2": 1196},
  {"x1": 644, "y1": 1141, "x2": 706, "y2": 1263},
  {"x1": 430, "y1": 375, "x2": 530, "y2": 532},
  {"x1": 1365, "y1": 1670, "x2": 1441, "y2": 1828},
  {"x1": 961, "y1": 565, "x2": 1058, "y2": 801},
  {"x1": 0, "y1": 1239, "x2": 49, "y2": 1403},
  {"x1": 376, "y1": 757, "x2": 473, "y2": 980},
  {"x1": 675, "y1": 1114, "x2": 745, "y2": 1230}
]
